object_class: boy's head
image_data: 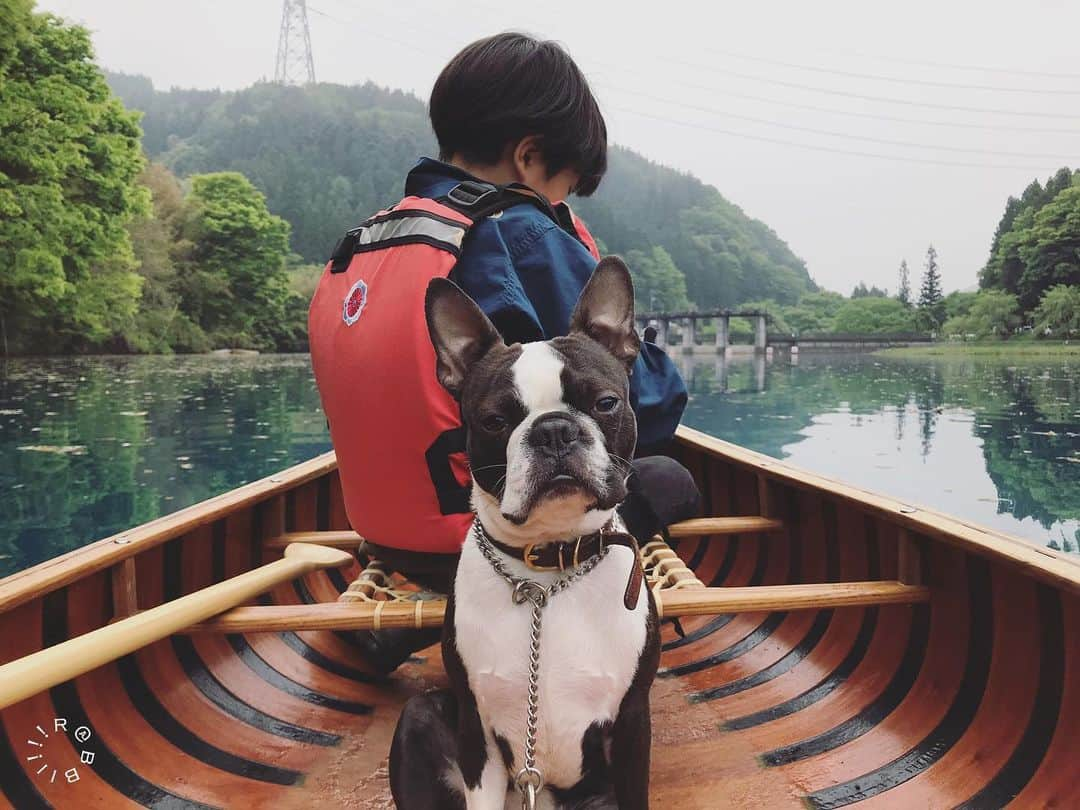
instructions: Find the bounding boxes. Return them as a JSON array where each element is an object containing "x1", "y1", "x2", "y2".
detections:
[{"x1": 429, "y1": 33, "x2": 607, "y2": 200}]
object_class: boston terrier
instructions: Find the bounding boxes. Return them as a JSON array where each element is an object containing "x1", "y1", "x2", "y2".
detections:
[{"x1": 389, "y1": 257, "x2": 659, "y2": 810}]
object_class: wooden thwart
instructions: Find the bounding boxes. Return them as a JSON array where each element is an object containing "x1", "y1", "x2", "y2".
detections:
[
  {"x1": 656, "y1": 580, "x2": 929, "y2": 617},
  {"x1": 264, "y1": 530, "x2": 365, "y2": 550},
  {"x1": 265, "y1": 515, "x2": 785, "y2": 550},
  {"x1": 0, "y1": 543, "x2": 353, "y2": 712},
  {"x1": 187, "y1": 580, "x2": 929, "y2": 633},
  {"x1": 666, "y1": 516, "x2": 784, "y2": 538}
]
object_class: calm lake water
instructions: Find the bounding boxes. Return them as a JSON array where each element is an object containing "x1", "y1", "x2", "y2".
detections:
[{"x1": 2, "y1": 352, "x2": 1078, "y2": 578}]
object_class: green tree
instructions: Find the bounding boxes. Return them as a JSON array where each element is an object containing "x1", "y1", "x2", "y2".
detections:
[
  {"x1": 736, "y1": 300, "x2": 791, "y2": 335},
  {"x1": 943, "y1": 290, "x2": 977, "y2": 320},
  {"x1": 852, "y1": 282, "x2": 888, "y2": 298},
  {"x1": 625, "y1": 246, "x2": 691, "y2": 312},
  {"x1": 781, "y1": 291, "x2": 846, "y2": 335},
  {"x1": 0, "y1": 0, "x2": 32, "y2": 67},
  {"x1": 1013, "y1": 185, "x2": 1080, "y2": 311},
  {"x1": 831, "y1": 297, "x2": 915, "y2": 334},
  {"x1": 175, "y1": 172, "x2": 291, "y2": 350},
  {"x1": 970, "y1": 290, "x2": 1021, "y2": 337},
  {"x1": 123, "y1": 162, "x2": 207, "y2": 352},
  {"x1": 918, "y1": 245, "x2": 945, "y2": 328},
  {"x1": 0, "y1": 5, "x2": 147, "y2": 354},
  {"x1": 1031, "y1": 284, "x2": 1080, "y2": 337},
  {"x1": 897, "y1": 259, "x2": 911, "y2": 306},
  {"x1": 981, "y1": 168, "x2": 1078, "y2": 300},
  {"x1": 943, "y1": 290, "x2": 1020, "y2": 338},
  {"x1": 980, "y1": 179, "x2": 1045, "y2": 289},
  {"x1": 279, "y1": 261, "x2": 325, "y2": 352}
]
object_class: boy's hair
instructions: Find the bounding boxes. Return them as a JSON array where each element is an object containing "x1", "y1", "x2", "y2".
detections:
[{"x1": 429, "y1": 33, "x2": 607, "y2": 196}]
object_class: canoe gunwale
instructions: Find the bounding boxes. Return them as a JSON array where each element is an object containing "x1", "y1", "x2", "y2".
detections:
[{"x1": 676, "y1": 425, "x2": 1080, "y2": 597}]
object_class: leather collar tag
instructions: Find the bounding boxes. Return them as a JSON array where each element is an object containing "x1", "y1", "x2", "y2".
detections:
[{"x1": 619, "y1": 534, "x2": 644, "y2": 610}]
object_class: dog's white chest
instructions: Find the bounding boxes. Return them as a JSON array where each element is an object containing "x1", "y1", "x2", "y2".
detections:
[{"x1": 453, "y1": 539, "x2": 648, "y2": 789}]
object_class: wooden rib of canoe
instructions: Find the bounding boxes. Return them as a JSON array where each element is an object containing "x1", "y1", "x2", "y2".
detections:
[{"x1": 0, "y1": 424, "x2": 1077, "y2": 808}]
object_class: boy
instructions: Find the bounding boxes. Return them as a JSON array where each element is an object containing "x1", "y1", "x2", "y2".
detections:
[{"x1": 310, "y1": 33, "x2": 697, "y2": 673}]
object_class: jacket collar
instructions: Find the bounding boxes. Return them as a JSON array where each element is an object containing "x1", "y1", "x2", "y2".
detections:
[
  {"x1": 405, "y1": 157, "x2": 484, "y2": 199},
  {"x1": 405, "y1": 156, "x2": 583, "y2": 246}
]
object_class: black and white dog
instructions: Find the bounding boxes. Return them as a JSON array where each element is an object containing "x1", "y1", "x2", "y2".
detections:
[{"x1": 390, "y1": 258, "x2": 659, "y2": 810}]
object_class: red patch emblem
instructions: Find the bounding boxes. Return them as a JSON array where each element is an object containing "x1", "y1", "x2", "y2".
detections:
[{"x1": 343, "y1": 279, "x2": 368, "y2": 325}]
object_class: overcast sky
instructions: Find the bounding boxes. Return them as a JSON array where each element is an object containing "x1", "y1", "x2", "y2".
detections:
[{"x1": 39, "y1": 0, "x2": 1080, "y2": 295}]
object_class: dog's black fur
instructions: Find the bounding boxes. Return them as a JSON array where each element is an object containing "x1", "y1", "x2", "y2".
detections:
[{"x1": 390, "y1": 258, "x2": 658, "y2": 810}]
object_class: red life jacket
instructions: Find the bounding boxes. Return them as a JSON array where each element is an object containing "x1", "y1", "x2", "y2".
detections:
[{"x1": 308, "y1": 181, "x2": 598, "y2": 553}]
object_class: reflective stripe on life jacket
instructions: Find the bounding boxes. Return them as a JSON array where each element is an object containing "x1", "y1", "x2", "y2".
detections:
[{"x1": 309, "y1": 183, "x2": 584, "y2": 554}]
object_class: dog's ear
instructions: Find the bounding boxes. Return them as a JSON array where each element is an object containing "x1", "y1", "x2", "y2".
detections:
[
  {"x1": 425, "y1": 278, "x2": 504, "y2": 398},
  {"x1": 569, "y1": 256, "x2": 641, "y2": 370}
]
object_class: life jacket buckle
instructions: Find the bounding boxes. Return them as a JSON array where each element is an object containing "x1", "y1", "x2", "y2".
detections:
[
  {"x1": 446, "y1": 180, "x2": 499, "y2": 208},
  {"x1": 329, "y1": 228, "x2": 362, "y2": 273}
]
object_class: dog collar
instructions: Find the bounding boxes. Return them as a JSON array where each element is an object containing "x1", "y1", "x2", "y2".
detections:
[{"x1": 474, "y1": 520, "x2": 644, "y2": 611}]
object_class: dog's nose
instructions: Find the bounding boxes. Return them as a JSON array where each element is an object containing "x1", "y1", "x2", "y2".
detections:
[{"x1": 528, "y1": 413, "x2": 581, "y2": 457}]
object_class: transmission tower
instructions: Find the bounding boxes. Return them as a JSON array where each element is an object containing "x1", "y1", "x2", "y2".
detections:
[{"x1": 274, "y1": 0, "x2": 316, "y2": 85}]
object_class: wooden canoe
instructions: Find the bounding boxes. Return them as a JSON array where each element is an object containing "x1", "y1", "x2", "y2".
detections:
[{"x1": 0, "y1": 424, "x2": 1076, "y2": 808}]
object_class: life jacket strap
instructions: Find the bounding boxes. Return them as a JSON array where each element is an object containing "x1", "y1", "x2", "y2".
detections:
[
  {"x1": 328, "y1": 181, "x2": 586, "y2": 274},
  {"x1": 437, "y1": 180, "x2": 569, "y2": 230},
  {"x1": 330, "y1": 208, "x2": 472, "y2": 273}
]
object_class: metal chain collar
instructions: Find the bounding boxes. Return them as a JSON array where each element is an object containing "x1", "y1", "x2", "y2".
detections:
[{"x1": 471, "y1": 518, "x2": 612, "y2": 810}]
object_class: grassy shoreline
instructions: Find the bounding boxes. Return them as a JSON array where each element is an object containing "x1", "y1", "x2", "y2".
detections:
[{"x1": 877, "y1": 341, "x2": 1080, "y2": 359}]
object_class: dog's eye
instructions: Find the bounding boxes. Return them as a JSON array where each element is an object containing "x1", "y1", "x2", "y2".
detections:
[
  {"x1": 595, "y1": 396, "x2": 620, "y2": 414},
  {"x1": 481, "y1": 414, "x2": 507, "y2": 432}
]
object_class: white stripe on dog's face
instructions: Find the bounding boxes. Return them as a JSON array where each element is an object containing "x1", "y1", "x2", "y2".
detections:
[
  {"x1": 493, "y1": 342, "x2": 611, "y2": 536},
  {"x1": 511, "y1": 342, "x2": 566, "y2": 412},
  {"x1": 500, "y1": 343, "x2": 568, "y2": 520}
]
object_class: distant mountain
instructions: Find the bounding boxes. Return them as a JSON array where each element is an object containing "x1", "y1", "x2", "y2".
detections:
[
  {"x1": 107, "y1": 73, "x2": 814, "y2": 307},
  {"x1": 573, "y1": 148, "x2": 815, "y2": 306}
]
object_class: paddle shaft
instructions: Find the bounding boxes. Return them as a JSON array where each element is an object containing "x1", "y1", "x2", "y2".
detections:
[{"x1": 0, "y1": 544, "x2": 352, "y2": 711}]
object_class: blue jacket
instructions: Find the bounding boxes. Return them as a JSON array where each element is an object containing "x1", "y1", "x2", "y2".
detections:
[{"x1": 405, "y1": 158, "x2": 687, "y2": 451}]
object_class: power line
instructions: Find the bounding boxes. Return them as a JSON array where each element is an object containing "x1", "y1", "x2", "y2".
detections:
[
  {"x1": 702, "y1": 47, "x2": 1080, "y2": 95},
  {"x1": 600, "y1": 84, "x2": 1080, "y2": 161},
  {"x1": 831, "y1": 47, "x2": 1080, "y2": 81},
  {"x1": 314, "y1": 0, "x2": 462, "y2": 51},
  {"x1": 610, "y1": 106, "x2": 1061, "y2": 172},
  {"x1": 285, "y1": 5, "x2": 1078, "y2": 169},
  {"x1": 601, "y1": 83, "x2": 1077, "y2": 136},
  {"x1": 595, "y1": 56, "x2": 1080, "y2": 121},
  {"x1": 307, "y1": 5, "x2": 441, "y2": 58},
  {"x1": 308, "y1": 2, "x2": 1080, "y2": 125}
]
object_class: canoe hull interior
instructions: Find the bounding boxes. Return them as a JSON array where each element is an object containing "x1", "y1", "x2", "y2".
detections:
[{"x1": 1, "y1": 431, "x2": 1077, "y2": 809}]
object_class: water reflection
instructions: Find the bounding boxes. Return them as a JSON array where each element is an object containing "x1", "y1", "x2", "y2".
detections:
[
  {"x1": 2, "y1": 352, "x2": 1078, "y2": 578},
  {"x1": 679, "y1": 350, "x2": 770, "y2": 394},
  {"x1": 675, "y1": 351, "x2": 1080, "y2": 553},
  {"x1": 0, "y1": 356, "x2": 330, "y2": 577}
]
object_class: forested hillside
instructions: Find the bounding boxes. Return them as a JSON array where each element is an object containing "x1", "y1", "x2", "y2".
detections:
[
  {"x1": 573, "y1": 149, "x2": 814, "y2": 306},
  {"x1": 107, "y1": 73, "x2": 815, "y2": 309}
]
